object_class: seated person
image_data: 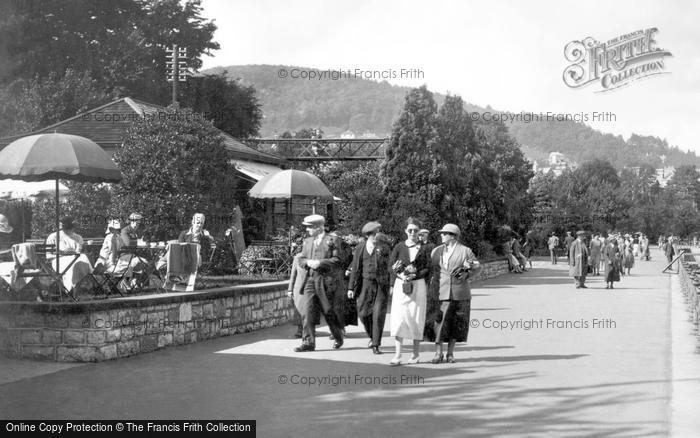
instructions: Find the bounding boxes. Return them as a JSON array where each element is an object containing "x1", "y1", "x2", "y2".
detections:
[
  {"x1": 121, "y1": 212, "x2": 148, "y2": 246},
  {"x1": 95, "y1": 219, "x2": 147, "y2": 289},
  {"x1": 178, "y1": 213, "x2": 213, "y2": 260},
  {"x1": 46, "y1": 216, "x2": 93, "y2": 293},
  {"x1": 0, "y1": 214, "x2": 14, "y2": 290}
]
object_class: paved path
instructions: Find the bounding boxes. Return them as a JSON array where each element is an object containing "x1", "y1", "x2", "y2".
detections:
[{"x1": 1, "y1": 248, "x2": 699, "y2": 437}]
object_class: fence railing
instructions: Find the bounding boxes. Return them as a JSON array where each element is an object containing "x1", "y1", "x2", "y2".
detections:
[{"x1": 677, "y1": 251, "x2": 700, "y2": 331}]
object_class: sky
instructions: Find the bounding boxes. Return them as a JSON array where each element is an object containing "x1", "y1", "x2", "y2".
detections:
[{"x1": 199, "y1": 0, "x2": 699, "y2": 153}]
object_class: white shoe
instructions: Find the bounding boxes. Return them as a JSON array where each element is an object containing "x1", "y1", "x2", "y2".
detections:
[{"x1": 407, "y1": 356, "x2": 420, "y2": 364}]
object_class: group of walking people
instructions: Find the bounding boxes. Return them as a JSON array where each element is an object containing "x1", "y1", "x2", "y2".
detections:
[
  {"x1": 287, "y1": 214, "x2": 480, "y2": 365},
  {"x1": 566, "y1": 230, "x2": 653, "y2": 290}
]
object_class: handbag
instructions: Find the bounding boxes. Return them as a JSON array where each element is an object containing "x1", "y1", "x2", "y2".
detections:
[{"x1": 402, "y1": 281, "x2": 413, "y2": 296}]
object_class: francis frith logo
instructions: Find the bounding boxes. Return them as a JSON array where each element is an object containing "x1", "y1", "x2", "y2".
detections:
[{"x1": 563, "y1": 28, "x2": 672, "y2": 92}]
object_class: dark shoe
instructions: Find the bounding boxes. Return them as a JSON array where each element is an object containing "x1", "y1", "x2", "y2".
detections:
[
  {"x1": 329, "y1": 334, "x2": 335, "y2": 340},
  {"x1": 294, "y1": 344, "x2": 315, "y2": 352},
  {"x1": 368, "y1": 340, "x2": 374, "y2": 348},
  {"x1": 332, "y1": 339, "x2": 343, "y2": 349},
  {"x1": 372, "y1": 346, "x2": 382, "y2": 355},
  {"x1": 580, "y1": 285, "x2": 587, "y2": 289},
  {"x1": 430, "y1": 354, "x2": 444, "y2": 364},
  {"x1": 446, "y1": 354, "x2": 456, "y2": 363},
  {"x1": 575, "y1": 286, "x2": 581, "y2": 289}
]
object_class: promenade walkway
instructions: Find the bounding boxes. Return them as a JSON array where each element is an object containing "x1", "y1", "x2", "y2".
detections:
[{"x1": 1, "y1": 248, "x2": 699, "y2": 437}]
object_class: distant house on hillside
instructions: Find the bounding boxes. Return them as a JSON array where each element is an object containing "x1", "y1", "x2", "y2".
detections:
[
  {"x1": 533, "y1": 151, "x2": 573, "y2": 176},
  {"x1": 340, "y1": 130, "x2": 356, "y2": 139},
  {"x1": 655, "y1": 167, "x2": 675, "y2": 187}
]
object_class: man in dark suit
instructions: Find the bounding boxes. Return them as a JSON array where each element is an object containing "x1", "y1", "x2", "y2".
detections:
[
  {"x1": 292, "y1": 214, "x2": 345, "y2": 352},
  {"x1": 347, "y1": 221, "x2": 391, "y2": 354}
]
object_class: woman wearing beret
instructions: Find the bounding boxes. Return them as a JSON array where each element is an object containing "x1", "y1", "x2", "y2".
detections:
[
  {"x1": 428, "y1": 223, "x2": 481, "y2": 364},
  {"x1": 388, "y1": 217, "x2": 431, "y2": 365}
]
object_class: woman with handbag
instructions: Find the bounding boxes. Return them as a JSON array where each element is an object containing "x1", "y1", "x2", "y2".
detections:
[
  {"x1": 388, "y1": 217, "x2": 431, "y2": 365},
  {"x1": 429, "y1": 223, "x2": 481, "y2": 364}
]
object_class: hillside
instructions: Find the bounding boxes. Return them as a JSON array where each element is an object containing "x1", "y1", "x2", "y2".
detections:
[{"x1": 204, "y1": 64, "x2": 699, "y2": 168}]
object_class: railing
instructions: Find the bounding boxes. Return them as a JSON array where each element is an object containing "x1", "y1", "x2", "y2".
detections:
[{"x1": 677, "y1": 251, "x2": 700, "y2": 331}]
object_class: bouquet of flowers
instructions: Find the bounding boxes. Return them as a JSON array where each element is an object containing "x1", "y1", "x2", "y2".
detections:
[
  {"x1": 451, "y1": 260, "x2": 473, "y2": 279},
  {"x1": 392, "y1": 260, "x2": 417, "y2": 295}
]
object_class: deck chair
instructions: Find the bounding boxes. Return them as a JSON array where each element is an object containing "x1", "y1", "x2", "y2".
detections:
[
  {"x1": 164, "y1": 243, "x2": 200, "y2": 292},
  {"x1": 13, "y1": 243, "x2": 78, "y2": 302}
]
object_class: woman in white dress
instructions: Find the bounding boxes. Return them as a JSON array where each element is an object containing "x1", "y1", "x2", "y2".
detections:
[
  {"x1": 388, "y1": 217, "x2": 431, "y2": 365},
  {"x1": 46, "y1": 216, "x2": 93, "y2": 293}
]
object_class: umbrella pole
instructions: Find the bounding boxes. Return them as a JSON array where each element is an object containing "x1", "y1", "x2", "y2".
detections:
[{"x1": 55, "y1": 178, "x2": 61, "y2": 301}]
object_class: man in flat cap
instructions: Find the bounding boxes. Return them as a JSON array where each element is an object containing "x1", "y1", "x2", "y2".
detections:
[
  {"x1": 292, "y1": 214, "x2": 345, "y2": 352},
  {"x1": 569, "y1": 230, "x2": 589, "y2": 289},
  {"x1": 121, "y1": 212, "x2": 147, "y2": 246},
  {"x1": 347, "y1": 221, "x2": 391, "y2": 354}
]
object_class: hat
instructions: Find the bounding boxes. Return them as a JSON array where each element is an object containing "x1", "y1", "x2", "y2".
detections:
[
  {"x1": 60, "y1": 216, "x2": 74, "y2": 229},
  {"x1": 0, "y1": 214, "x2": 12, "y2": 234},
  {"x1": 302, "y1": 214, "x2": 325, "y2": 227},
  {"x1": 438, "y1": 223, "x2": 460, "y2": 236},
  {"x1": 418, "y1": 229, "x2": 430, "y2": 235},
  {"x1": 361, "y1": 221, "x2": 381, "y2": 235},
  {"x1": 105, "y1": 219, "x2": 122, "y2": 234},
  {"x1": 128, "y1": 212, "x2": 143, "y2": 221},
  {"x1": 576, "y1": 230, "x2": 586, "y2": 236}
]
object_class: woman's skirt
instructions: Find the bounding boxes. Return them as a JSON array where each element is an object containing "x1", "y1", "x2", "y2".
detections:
[
  {"x1": 604, "y1": 261, "x2": 620, "y2": 282},
  {"x1": 389, "y1": 277, "x2": 427, "y2": 340},
  {"x1": 434, "y1": 299, "x2": 472, "y2": 343}
]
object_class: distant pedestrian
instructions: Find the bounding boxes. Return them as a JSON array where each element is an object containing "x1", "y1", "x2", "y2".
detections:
[
  {"x1": 604, "y1": 239, "x2": 622, "y2": 289},
  {"x1": 548, "y1": 232, "x2": 559, "y2": 265},
  {"x1": 569, "y1": 231, "x2": 589, "y2": 289},
  {"x1": 662, "y1": 238, "x2": 675, "y2": 264},
  {"x1": 564, "y1": 231, "x2": 575, "y2": 264},
  {"x1": 522, "y1": 230, "x2": 535, "y2": 269},
  {"x1": 622, "y1": 245, "x2": 635, "y2": 275},
  {"x1": 588, "y1": 234, "x2": 602, "y2": 276}
]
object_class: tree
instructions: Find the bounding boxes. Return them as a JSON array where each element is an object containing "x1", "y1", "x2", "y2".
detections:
[
  {"x1": 380, "y1": 85, "x2": 442, "y2": 236},
  {"x1": 180, "y1": 72, "x2": 262, "y2": 138},
  {"x1": 112, "y1": 105, "x2": 237, "y2": 240},
  {"x1": 321, "y1": 161, "x2": 386, "y2": 235},
  {"x1": 0, "y1": 0, "x2": 218, "y2": 103},
  {"x1": 0, "y1": 70, "x2": 113, "y2": 137}
]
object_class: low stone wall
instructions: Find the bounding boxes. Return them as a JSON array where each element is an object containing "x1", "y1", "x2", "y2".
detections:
[
  {"x1": 0, "y1": 259, "x2": 510, "y2": 362},
  {"x1": 472, "y1": 258, "x2": 510, "y2": 281},
  {"x1": 0, "y1": 281, "x2": 292, "y2": 362}
]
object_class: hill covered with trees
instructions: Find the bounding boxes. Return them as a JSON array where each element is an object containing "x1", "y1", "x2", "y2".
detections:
[{"x1": 207, "y1": 64, "x2": 699, "y2": 169}]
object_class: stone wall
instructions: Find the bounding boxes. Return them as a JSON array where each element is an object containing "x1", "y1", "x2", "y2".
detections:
[
  {"x1": 471, "y1": 258, "x2": 510, "y2": 282},
  {"x1": 0, "y1": 259, "x2": 510, "y2": 362},
  {"x1": 0, "y1": 281, "x2": 293, "y2": 362}
]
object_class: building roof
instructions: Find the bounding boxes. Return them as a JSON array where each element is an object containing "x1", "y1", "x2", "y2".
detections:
[{"x1": 0, "y1": 97, "x2": 283, "y2": 165}]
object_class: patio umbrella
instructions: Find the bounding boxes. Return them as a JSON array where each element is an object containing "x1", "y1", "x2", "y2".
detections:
[
  {"x1": 248, "y1": 169, "x2": 334, "y2": 233},
  {"x1": 0, "y1": 133, "x2": 122, "y2": 280},
  {"x1": 248, "y1": 169, "x2": 333, "y2": 201}
]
